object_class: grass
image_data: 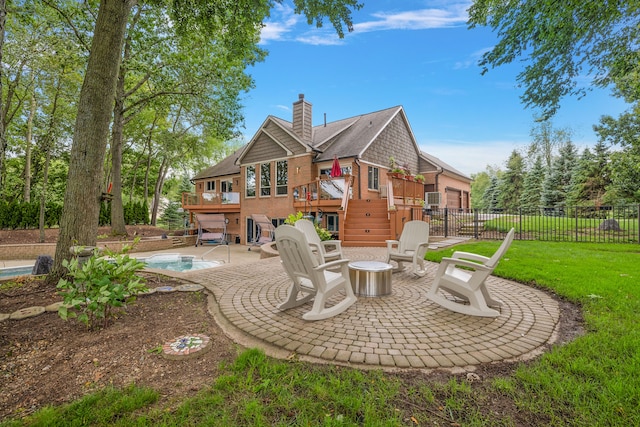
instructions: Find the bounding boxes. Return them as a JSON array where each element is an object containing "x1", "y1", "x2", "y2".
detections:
[{"x1": 3, "y1": 241, "x2": 639, "y2": 426}]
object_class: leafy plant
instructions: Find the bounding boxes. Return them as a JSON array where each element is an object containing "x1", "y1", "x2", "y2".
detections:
[
  {"x1": 415, "y1": 174, "x2": 425, "y2": 182},
  {"x1": 284, "y1": 211, "x2": 305, "y2": 225},
  {"x1": 283, "y1": 211, "x2": 333, "y2": 241},
  {"x1": 57, "y1": 241, "x2": 148, "y2": 330}
]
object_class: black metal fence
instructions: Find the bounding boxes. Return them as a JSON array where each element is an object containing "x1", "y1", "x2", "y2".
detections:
[{"x1": 423, "y1": 205, "x2": 640, "y2": 244}]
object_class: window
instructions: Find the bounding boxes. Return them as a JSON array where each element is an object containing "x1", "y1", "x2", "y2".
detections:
[
  {"x1": 206, "y1": 180, "x2": 215, "y2": 192},
  {"x1": 246, "y1": 166, "x2": 255, "y2": 197},
  {"x1": 221, "y1": 180, "x2": 233, "y2": 192},
  {"x1": 276, "y1": 160, "x2": 288, "y2": 195},
  {"x1": 367, "y1": 166, "x2": 379, "y2": 190},
  {"x1": 260, "y1": 162, "x2": 271, "y2": 196},
  {"x1": 326, "y1": 214, "x2": 339, "y2": 232}
]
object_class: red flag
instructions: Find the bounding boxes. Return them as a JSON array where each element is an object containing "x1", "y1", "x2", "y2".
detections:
[{"x1": 306, "y1": 190, "x2": 311, "y2": 201}]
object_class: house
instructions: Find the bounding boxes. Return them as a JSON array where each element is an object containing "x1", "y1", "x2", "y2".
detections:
[{"x1": 183, "y1": 94, "x2": 471, "y2": 245}]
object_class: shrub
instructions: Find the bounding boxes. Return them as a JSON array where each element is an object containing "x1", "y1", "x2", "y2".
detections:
[
  {"x1": 57, "y1": 241, "x2": 148, "y2": 330},
  {"x1": 283, "y1": 211, "x2": 333, "y2": 241}
]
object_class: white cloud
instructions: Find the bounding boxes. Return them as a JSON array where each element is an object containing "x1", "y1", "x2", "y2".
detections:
[
  {"x1": 261, "y1": 3, "x2": 471, "y2": 45},
  {"x1": 259, "y1": 4, "x2": 300, "y2": 44},
  {"x1": 295, "y1": 33, "x2": 344, "y2": 46},
  {"x1": 421, "y1": 140, "x2": 527, "y2": 176},
  {"x1": 353, "y1": 5, "x2": 469, "y2": 33}
]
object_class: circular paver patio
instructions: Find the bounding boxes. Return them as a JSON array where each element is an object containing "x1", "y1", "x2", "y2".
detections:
[{"x1": 183, "y1": 247, "x2": 560, "y2": 370}]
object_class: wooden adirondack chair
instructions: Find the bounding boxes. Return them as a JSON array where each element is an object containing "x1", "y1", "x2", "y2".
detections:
[
  {"x1": 294, "y1": 219, "x2": 343, "y2": 264},
  {"x1": 426, "y1": 228, "x2": 515, "y2": 317},
  {"x1": 385, "y1": 220, "x2": 430, "y2": 277},
  {"x1": 275, "y1": 225, "x2": 356, "y2": 321}
]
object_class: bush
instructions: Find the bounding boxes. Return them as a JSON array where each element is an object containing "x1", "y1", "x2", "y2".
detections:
[
  {"x1": 57, "y1": 241, "x2": 147, "y2": 330},
  {"x1": 283, "y1": 211, "x2": 333, "y2": 241}
]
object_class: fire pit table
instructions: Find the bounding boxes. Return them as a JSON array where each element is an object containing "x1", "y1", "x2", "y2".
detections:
[{"x1": 348, "y1": 260, "x2": 393, "y2": 297}]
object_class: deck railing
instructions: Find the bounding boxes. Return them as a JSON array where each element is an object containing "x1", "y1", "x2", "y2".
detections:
[{"x1": 182, "y1": 192, "x2": 240, "y2": 208}]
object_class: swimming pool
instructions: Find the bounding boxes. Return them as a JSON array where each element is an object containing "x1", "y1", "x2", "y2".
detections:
[
  {"x1": 139, "y1": 254, "x2": 222, "y2": 272},
  {"x1": 0, "y1": 265, "x2": 34, "y2": 280}
]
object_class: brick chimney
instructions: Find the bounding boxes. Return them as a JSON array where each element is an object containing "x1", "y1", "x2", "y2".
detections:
[{"x1": 292, "y1": 94, "x2": 312, "y2": 144}]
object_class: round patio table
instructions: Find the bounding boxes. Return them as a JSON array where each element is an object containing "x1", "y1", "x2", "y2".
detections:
[{"x1": 348, "y1": 260, "x2": 393, "y2": 297}]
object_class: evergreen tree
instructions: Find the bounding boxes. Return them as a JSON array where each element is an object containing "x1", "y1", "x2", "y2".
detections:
[
  {"x1": 541, "y1": 141, "x2": 577, "y2": 207},
  {"x1": 482, "y1": 176, "x2": 501, "y2": 212},
  {"x1": 566, "y1": 142, "x2": 611, "y2": 206},
  {"x1": 497, "y1": 150, "x2": 525, "y2": 210},
  {"x1": 520, "y1": 156, "x2": 546, "y2": 212}
]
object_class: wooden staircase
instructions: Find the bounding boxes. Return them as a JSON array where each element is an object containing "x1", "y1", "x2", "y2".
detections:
[{"x1": 342, "y1": 199, "x2": 391, "y2": 247}]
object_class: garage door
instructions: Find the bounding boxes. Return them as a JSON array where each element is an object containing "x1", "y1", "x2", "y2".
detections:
[{"x1": 446, "y1": 190, "x2": 461, "y2": 209}]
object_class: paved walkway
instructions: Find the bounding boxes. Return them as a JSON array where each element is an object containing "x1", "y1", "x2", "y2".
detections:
[{"x1": 177, "y1": 245, "x2": 561, "y2": 370}]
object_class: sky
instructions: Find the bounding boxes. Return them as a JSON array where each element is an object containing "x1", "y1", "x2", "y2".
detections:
[{"x1": 238, "y1": 0, "x2": 629, "y2": 177}]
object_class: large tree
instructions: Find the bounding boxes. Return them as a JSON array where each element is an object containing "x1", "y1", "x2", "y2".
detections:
[
  {"x1": 540, "y1": 141, "x2": 578, "y2": 208},
  {"x1": 497, "y1": 150, "x2": 525, "y2": 210},
  {"x1": 49, "y1": 0, "x2": 363, "y2": 281},
  {"x1": 468, "y1": 0, "x2": 638, "y2": 119}
]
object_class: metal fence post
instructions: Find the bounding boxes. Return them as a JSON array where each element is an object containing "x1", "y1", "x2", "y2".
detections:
[
  {"x1": 444, "y1": 207, "x2": 449, "y2": 238},
  {"x1": 474, "y1": 210, "x2": 479, "y2": 239},
  {"x1": 519, "y1": 208, "x2": 522, "y2": 239}
]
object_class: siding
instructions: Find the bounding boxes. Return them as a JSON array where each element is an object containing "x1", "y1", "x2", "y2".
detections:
[
  {"x1": 242, "y1": 132, "x2": 288, "y2": 164},
  {"x1": 362, "y1": 114, "x2": 419, "y2": 173}
]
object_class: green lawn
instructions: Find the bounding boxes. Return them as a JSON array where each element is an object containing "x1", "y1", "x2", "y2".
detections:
[{"x1": 3, "y1": 241, "x2": 639, "y2": 426}]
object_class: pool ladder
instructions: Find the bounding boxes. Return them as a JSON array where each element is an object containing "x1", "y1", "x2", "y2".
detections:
[{"x1": 200, "y1": 244, "x2": 230, "y2": 264}]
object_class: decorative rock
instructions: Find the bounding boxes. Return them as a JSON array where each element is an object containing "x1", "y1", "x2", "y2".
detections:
[
  {"x1": 162, "y1": 334, "x2": 211, "y2": 360},
  {"x1": 10, "y1": 306, "x2": 46, "y2": 320},
  {"x1": 155, "y1": 286, "x2": 176, "y2": 293},
  {"x1": 176, "y1": 284, "x2": 204, "y2": 292},
  {"x1": 599, "y1": 219, "x2": 621, "y2": 231},
  {"x1": 138, "y1": 288, "x2": 157, "y2": 296},
  {"x1": 45, "y1": 302, "x2": 65, "y2": 312},
  {"x1": 0, "y1": 313, "x2": 10, "y2": 322},
  {"x1": 32, "y1": 255, "x2": 53, "y2": 275}
]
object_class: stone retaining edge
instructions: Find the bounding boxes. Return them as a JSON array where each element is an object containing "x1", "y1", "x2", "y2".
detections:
[{"x1": 0, "y1": 235, "x2": 197, "y2": 260}]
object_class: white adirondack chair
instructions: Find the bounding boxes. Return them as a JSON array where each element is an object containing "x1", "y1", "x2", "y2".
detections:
[
  {"x1": 427, "y1": 228, "x2": 515, "y2": 317},
  {"x1": 385, "y1": 220, "x2": 430, "y2": 276},
  {"x1": 294, "y1": 219, "x2": 343, "y2": 264},
  {"x1": 275, "y1": 225, "x2": 356, "y2": 321}
]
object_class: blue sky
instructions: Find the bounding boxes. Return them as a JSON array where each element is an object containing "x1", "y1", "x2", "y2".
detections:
[{"x1": 239, "y1": 0, "x2": 629, "y2": 176}]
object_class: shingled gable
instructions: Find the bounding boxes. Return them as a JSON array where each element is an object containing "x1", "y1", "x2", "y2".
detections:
[
  {"x1": 313, "y1": 106, "x2": 405, "y2": 162},
  {"x1": 235, "y1": 115, "x2": 313, "y2": 166}
]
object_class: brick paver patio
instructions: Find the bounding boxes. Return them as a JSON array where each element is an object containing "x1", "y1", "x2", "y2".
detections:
[{"x1": 181, "y1": 247, "x2": 561, "y2": 369}]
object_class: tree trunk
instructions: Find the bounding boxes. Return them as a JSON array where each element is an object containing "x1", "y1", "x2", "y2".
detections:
[
  {"x1": 109, "y1": 72, "x2": 128, "y2": 236},
  {"x1": 150, "y1": 157, "x2": 168, "y2": 226},
  {"x1": 39, "y1": 146, "x2": 51, "y2": 243},
  {"x1": 24, "y1": 92, "x2": 35, "y2": 202},
  {"x1": 0, "y1": 0, "x2": 6, "y2": 192},
  {"x1": 49, "y1": 0, "x2": 133, "y2": 282}
]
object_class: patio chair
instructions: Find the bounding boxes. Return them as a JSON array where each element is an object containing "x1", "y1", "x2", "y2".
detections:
[
  {"x1": 195, "y1": 213, "x2": 227, "y2": 247},
  {"x1": 294, "y1": 219, "x2": 343, "y2": 264},
  {"x1": 251, "y1": 214, "x2": 276, "y2": 246},
  {"x1": 385, "y1": 220, "x2": 430, "y2": 277},
  {"x1": 275, "y1": 225, "x2": 356, "y2": 321},
  {"x1": 426, "y1": 228, "x2": 515, "y2": 317}
]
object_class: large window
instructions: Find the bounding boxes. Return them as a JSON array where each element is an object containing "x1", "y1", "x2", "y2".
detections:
[
  {"x1": 246, "y1": 165, "x2": 255, "y2": 197},
  {"x1": 276, "y1": 160, "x2": 288, "y2": 195},
  {"x1": 206, "y1": 180, "x2": 215, "y2": 191},
  {"x1": 368, "y1": 166, "x2": 379, "y2": 190},
  {"x1": 260, "y1": 162, "x2": 271, "y2": 196},
  {"x1": 221, "y1": 180, "x2": 233, "y2": 192}
]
